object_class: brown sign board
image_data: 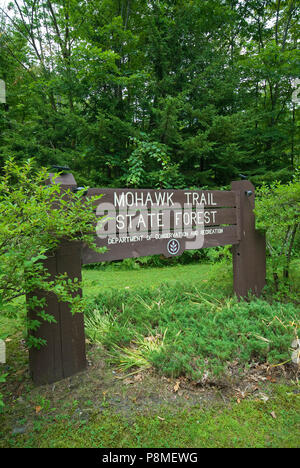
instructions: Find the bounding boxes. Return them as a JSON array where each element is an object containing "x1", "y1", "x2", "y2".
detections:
[
  {"x1": 82, "y1": 188, "x2": 240, "y2": 263},
  {"x1": 27, "y1": 174, "x2": 266, "y2": 386}
]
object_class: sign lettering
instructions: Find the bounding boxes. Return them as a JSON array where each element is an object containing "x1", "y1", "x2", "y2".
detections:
[{"x1": 82, "y1": 188, "x2": 239, "y2": 263}]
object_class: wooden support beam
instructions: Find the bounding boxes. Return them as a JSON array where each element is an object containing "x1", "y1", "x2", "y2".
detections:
[
  {"x1": 27, "y1": 174, "x2": 86, "y2": 385},
  {"x1": 231, "y1": 180, "x2": 266, "y2": 298}
]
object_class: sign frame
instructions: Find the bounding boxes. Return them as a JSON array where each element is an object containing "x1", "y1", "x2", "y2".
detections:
[{"x1": 27, "y1": 174, "x2": 266, "y2": 385}]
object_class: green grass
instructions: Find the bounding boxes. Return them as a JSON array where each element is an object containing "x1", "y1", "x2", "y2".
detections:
[
  {"x1": 1, "y1": 384, "x2": 299, "y2": 448},
  {"x1": 0, "y1": 259, "x2": 299, "y2": 448},
  {"x1": 82, "y1": 262, "x2": 216, "y2": 295},
  {"x1": 84, "y1": 262, "x2": 299, "y2": 379}
]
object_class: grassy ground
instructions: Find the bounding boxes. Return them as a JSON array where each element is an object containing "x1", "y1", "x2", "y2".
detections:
[
  {"x1": 0, "y1": 338, "x2": 299, "y2": 448},
  {"x1": 82, "y1": 262, "x2": 215, "y2": 295},
  {"x1": 83, "y1": 262, "x2": 299, "y2": 379},
  {"x1": 1, "y1": 383, "x2": 299, "y2": 448},
  {"x1": 0, "y1": 260, "x2": 299, "y2": 448}
]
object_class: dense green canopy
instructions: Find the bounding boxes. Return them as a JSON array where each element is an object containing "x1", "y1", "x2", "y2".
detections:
[{"x1": 0, "y1": 0, "x2": 299, "y2": 188}]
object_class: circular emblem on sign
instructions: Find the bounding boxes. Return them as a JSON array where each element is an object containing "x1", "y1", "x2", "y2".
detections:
[{"x1": 167, "y1": 239, "x2": 180, "y2": 255}]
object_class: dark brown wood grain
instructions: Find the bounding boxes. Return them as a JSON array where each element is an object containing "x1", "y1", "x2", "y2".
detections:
[
  {"x1": 27, "y1": 243, "x2": 86, "y2": 384},
  {"x1": 231, "y1": 180, "x2": 266, "y2": 298}
]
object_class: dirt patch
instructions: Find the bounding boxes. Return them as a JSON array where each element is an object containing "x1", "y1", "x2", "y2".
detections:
[
  {"x1": 2, "y1": 342, "x2": 298, "y2": 435},
  {"x1": 24, "y1": 346, "x2": 228, "y2": 417}
]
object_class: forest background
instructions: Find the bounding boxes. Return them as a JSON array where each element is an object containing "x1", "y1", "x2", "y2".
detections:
[{"x1": 0, "y1": 0, "x2": 299, "y2": 190}]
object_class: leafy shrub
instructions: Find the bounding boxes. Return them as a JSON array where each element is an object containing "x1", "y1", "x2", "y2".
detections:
[
  {"x1": 0, "y1": 159, "x2": 102, "y2": 347},
  {"x1": 86, "y1": 274, "x2": 299, "y2": 379},
  {"x1": 0, "y1": 373, "x2": 6, "y2": 409},
  {"x1": 255, "y1": 174, "x2": 300, "y2": 295}
]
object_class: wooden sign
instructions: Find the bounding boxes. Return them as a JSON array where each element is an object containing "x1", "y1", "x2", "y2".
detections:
[
  {"x1": 27, "y1": 174, "x2": 266, "y2": 385},
  {"x1": 82, "y1": 188, "x2": 240, "y2": 263}
]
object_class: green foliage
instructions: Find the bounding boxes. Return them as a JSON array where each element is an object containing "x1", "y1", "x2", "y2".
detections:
[
  {"x1": 0, "y1": 373, "x2": 6, "y2": 409},
  {"x1": 85, "y1": 273, "x2": 299, "y2": 379},
  {"x1": 255, "y1": 173, "x2": 300, "y2": 293},
  {"x1": 0, "y1": 159, "x2": 103, "y2": 346},
  {"x1": 126, "y1": 136, "x2": 184, "y2": 189},
  {"x1": 0, "y1": 0, "x2": 299, "y2": 187}
]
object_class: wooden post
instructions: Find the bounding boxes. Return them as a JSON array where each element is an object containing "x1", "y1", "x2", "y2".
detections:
[
  {"x1": 28, "y1": 241, "x2": 86, "y2": 385},
  {"x1": 27, "y1": 173, "x2": 86, "y2": 385},
  {"x1": 231, "y1": 180, "x2": 266, "y2": 298}
]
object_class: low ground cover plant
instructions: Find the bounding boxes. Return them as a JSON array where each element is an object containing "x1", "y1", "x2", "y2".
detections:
[{"x1": 85, "y1": 269, "x2": 299, "y2": 379}]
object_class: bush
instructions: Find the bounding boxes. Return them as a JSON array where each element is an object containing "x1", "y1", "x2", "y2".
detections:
[
  {"x1": 255, "y1": 173, "x2": 300, "y2": 295},
  {"x1": 0, "y1": 158, "x2": 102, "y2": 348},
  {"x1": 85, "y1": 277, "x2": 299, "y2": 379},
  {"x1": 0, "y1": 373, "x2": 6, "y2": 409}
]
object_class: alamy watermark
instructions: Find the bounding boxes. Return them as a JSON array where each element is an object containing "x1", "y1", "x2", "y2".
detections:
[
  {"x1": 95, "y1": 199, "x2": 210, "y2": 251},
  {"x1": 0, "y1": 339, "x2": 6, "y2": 364},
  {"x1": 291, "y1": 78, "x2": 300, "y2": 106},
  {"x1": 291, "y1": 338, "x2": 300, "y2": 365},
  {"x1": 0, "y1": 80, "x2": 6, "y2": 104}
]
